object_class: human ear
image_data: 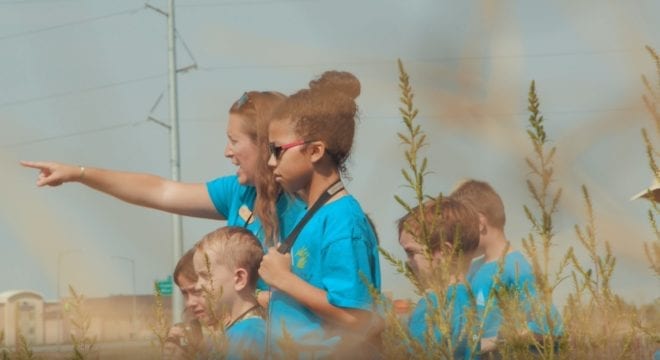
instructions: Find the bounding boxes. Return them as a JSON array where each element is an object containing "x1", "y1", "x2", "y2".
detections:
[
  {"x1": 234, "y1": 268, "x2": 249, "y2": 292},
  {"x1": 308, "y1": 141, "x2": 326, "y2": 164},
  {"x1": 477, "y1": 213, "x2": 488, "y2": 235}
]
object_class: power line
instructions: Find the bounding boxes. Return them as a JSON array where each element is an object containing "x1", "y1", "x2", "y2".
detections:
[
  {"x1": 197, "y1": 49, "x2": 636, "y2": 72},
  {"x1": 0, "y1": 73, "x2": 165, "y2": 109},
  {"x1": 177, "y1": 0, "x2": 318, "y2": 8},
  {"x1": 0, "y1": 46, "x2": 636, "y2": 111},
  {"x1": 1, "y1": 120, "x2": 147, "y2": 149},
  {"x1": 0, "y1": 6, "x2": 144, "y2": 41},
  {"x1": 175, "y1": 28, "x2": 198, "y2": 66},
  {"x1": 0, "y1": 0, "x2": 77, "y2": 4},
  {"x1": 3, "y1": 107, "x2": 639, "y2": 149},
  {"x1": 361, "y1": 107, "x2": 639, "y2": 120}
]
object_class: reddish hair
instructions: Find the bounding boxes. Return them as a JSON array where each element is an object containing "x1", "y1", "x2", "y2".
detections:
[
  {"x1": 230, "y1": 91, "x2": 287, "y2": 245},
  {"x1": 450, "y1": 179, "x2": 506, "y2": 230},
  {"x1": 397, "y1": 197, "x2": 480, "y2": 254},
  {"x1": 173, "y1": 247, "x2": 197, "y2": 286}
]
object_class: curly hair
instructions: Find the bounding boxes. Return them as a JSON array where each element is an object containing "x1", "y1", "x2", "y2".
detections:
[{"x1": 272, "y1": 71, "x2": 360, "y2": 177}]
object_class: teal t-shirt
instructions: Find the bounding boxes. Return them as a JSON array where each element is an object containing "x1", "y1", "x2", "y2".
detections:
[
  {"x1": 226, "y1": 317, "x2": 266, "y2": 360},
  {"x1": 206, "y1": 175, "x2": 305, "y2": 243},
  {"x1": 268, "y1": 195, "x2": 381, "y2": 357},
  {"x1": 203, "y1": 317, "x2": 266, "y2": 360},
  {"x1": 468, "y1": 251, "x2": 563, "y2": 338},
  {"x1": 408, "y1": 284, "x2": 475, "y2": 359},
  {"x1": 206, "y1": 175, "x2": 306, "y2": 290}
]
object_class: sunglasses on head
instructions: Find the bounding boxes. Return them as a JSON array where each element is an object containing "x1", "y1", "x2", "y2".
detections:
[
  {"x1": 268, "y1": 140, "x2": 309, "y2": 159},
  {"x1": 236, "y1": 92, "x2": 252, "y2": 109}
]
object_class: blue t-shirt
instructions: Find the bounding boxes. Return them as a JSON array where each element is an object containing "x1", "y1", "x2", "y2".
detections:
[
  {"x1": 207, "y1": 176, "x2": 306, "y2": 291},
  {"x1": 468, "y1": 251, "x2": 563, "y2": 338},
  {"x1": 206, "y1": 175, "x2": 305, "y2": 244},
  {"x1": 408, "y1": 284, "x2": 475, "y2": 359},
  {"x1": 268, "y1": 195, "x2": 381, "y2": 357},
  {"x1": 226, "y1": 317, "x2": 266, "y2": 360},
  {"x1": 203, "y1": 317, "x2": 266, "y2": 359}
]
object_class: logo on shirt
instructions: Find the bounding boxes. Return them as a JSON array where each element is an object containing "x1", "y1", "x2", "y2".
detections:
[
  {"x1": 238, "y1": 205, "x2": 254, "y2": 224},
  {"x1": 476, "y1": 291, "x2": 485, "y2": 307},
  {"x1": 295, "y1": 247, "x2": 309, "y2": 270}
]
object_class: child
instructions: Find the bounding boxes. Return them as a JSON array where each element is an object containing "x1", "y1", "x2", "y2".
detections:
[
  {"x1": 398, "y1": 197, "x2": 481, "y2": 358},
  {"x1": 164, "y1": 248, "x2": 205, "y2": 359},
  {"x1": 450, "y1": 179, "x2": 562, "y2": 350},
  {"x1": 258, "y1": 70, "x2": 381, "y2": 357},
  {"x1": 193, "y1": 226, "x2": 266, "y2": 359},
  {"x1": 173, "y1": 248, "x2": 203, "y2": 316}
]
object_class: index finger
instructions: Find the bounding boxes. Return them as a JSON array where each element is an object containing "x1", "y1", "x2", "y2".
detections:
[{"x1": 20, "y1": 160, "x2": 48, "y2": 170}]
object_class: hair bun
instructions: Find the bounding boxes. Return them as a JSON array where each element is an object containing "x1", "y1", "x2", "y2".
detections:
[{"x1": 309, "y1": 71, "x2": 361, "y2": 100}]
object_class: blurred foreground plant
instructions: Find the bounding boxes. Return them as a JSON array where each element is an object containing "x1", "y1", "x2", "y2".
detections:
[
  {"x1": 641, "y1": 45, "x2": 660, "y2": 276},
  {"x1": 65, "y1": 285, "x2": 97, "y2": 360}
]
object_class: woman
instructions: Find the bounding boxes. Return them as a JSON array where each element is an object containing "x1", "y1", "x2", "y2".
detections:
[{"x1": 21, "y1": 91, "x2": 304, "y2": 250}]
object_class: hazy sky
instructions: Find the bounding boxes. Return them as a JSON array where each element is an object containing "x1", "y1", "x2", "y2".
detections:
[{"x1": 1, "y1": 0, "x2": 659, "y2": 305}]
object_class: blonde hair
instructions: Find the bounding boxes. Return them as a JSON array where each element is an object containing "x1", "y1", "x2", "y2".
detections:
[{"x1": 195, "y1": 226, "x2": 264, "y2": 289}]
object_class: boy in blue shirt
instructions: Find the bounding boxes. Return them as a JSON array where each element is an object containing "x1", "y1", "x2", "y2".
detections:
[
  {"x1": 451, "y1": 179, "x2": 563, "y2": 353},
  {"x1": 398, "y1": 197, "x2": 481, "y2": 358},
  {"x1": 193, "y1": 226, "x2": 267, "y2": 360}
]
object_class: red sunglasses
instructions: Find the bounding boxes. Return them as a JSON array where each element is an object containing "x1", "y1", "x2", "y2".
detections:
[{"x1": 268, "y1": 140, "x2": 309, "y2": 159}]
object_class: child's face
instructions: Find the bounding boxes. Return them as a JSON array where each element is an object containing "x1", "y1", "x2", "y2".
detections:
[
  {"x1": 399, "y1": 230, "x2": 441, "y2": 286},
  {"x1": 224, "y1": 114, "x2": 259, "y2": 186},
  {"x1": 267, "y1": 119, "x2": 313, "y2": 195},
  {"x1": 192, "y1": 248, "x2": 238, "y2": 325},
  {"x1": 177, "y1": 274, "x2": 205, "y2": 321}
]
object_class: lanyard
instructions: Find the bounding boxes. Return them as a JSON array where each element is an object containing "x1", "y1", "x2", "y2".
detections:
[
  {"x1": 277, "y1": 179, "x2": 344, "y2": 254},
  {"x1": 225, "y1": 304, "x2": 262, "y2": 330}
]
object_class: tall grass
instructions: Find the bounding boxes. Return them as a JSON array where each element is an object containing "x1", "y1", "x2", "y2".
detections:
[
  {"x1": 6, "y1": 51, "x2": 659, "y2": 359},
  {"x1": 65, "y1": 286, "x2": 97, "y2": 360},
  {"x1": 378, "y1": 60, "x2": 482, "y2": 359},
  {"x1": 149, "y1": 281, "x2": 170, "y2": 356},
  {"x1": 0, "y1": 332, "x2": 8, "y2": 360},
  {"x1": 642, "y1": 45, "x2": 660, "y2": 278},
  {"x1": 377, "y1": 57, "x2": 660, "y2": 359}
]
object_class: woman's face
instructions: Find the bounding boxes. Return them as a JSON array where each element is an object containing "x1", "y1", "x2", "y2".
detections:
[
  {"x1": 267, "y1": 119, "x2": 313, "y2": 197},
  {"x1": 224, "y1": 114, "x2": 259, "y2": 185}
]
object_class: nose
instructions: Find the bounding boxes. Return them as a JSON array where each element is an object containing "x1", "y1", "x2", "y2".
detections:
[
  {"x1": 267, "y1": 152, "x2": 277, "y2": 168},
  {"x1": 224, "y1": 143, "x2": 233, "y2": 158},
  {"x1": 185, "y1": 295, "x2": 195, "y2": 309}
]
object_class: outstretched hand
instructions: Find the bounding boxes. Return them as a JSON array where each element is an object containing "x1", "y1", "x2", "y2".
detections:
[{"x1": 20, "y1": 161, "x2": 80, "y2": 187}]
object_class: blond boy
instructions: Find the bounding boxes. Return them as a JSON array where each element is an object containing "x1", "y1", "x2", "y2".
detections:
[{"x1": 193, "y1": 226, "x2": 265, "y2": 359}]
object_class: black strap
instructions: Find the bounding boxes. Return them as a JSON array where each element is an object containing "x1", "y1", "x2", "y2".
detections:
[
  {"x1": 277, "y1": 179, "x2": 344, "y2": 254},
  {"x1": 242, "y1": 212, "x2": 254, "y2": 228},
  {"x1": 242, "y1": 192, "x2": 284, "y2": 229},
  {"x1": 225, "y1": 304, "x2": 261, "y2": 330}
]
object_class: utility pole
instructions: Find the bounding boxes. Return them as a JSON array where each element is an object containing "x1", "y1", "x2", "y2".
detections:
[{"x1": 167, "y1": 0, "x2": 184, "y2": 324}]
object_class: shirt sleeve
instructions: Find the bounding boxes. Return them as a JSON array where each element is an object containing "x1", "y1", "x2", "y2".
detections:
[
  {"x1": 206, "y1": 176, "x2": 238, "y2": 218},
  {"x1": 321, "y1": 235, "x2": 378, "y2": 311}
]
